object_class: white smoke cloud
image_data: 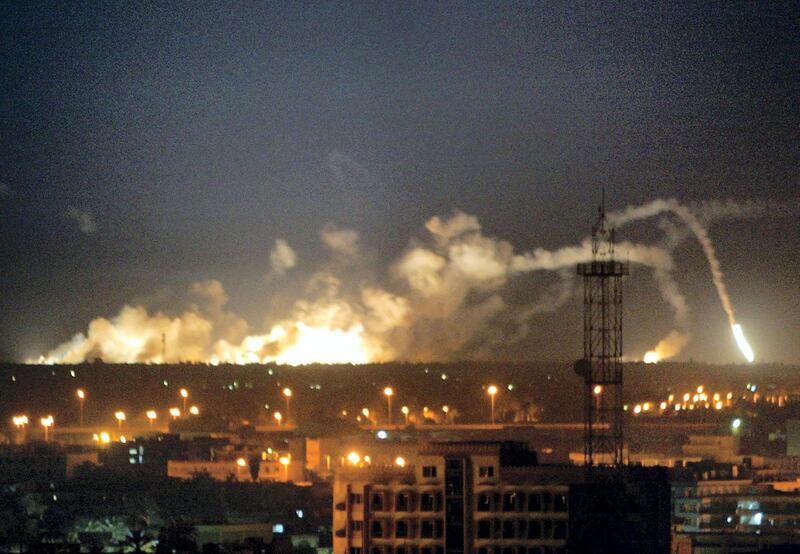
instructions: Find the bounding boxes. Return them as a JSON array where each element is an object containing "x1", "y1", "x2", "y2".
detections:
[
  {"x1": 66, "y1": 206, "x2": 97, "y2": 234},
  {"x1": 321, "y1": 224, "x2": 360, "y2": 256},
  {"x1": 691, "y1": 197, "x2": 800, "y2": 224},
  {"x1": 36, "y1": 198, "x2": 782, "y2": 365},
  {"x1": 268, "y1": 239, "x2": 297, "y2": 278}
]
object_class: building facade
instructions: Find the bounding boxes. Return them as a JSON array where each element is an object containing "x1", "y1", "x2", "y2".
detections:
[{"x1": 334, "y1": 441, "x2": 583, "y2": 554}]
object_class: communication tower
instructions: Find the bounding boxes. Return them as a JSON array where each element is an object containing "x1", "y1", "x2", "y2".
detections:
[{"x1": 574, "y1": 198, "x2": 629, "y2": 468}]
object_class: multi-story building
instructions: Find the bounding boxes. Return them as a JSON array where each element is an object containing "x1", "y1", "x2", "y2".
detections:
[
  {"x1": 333, "y1": 441, "x2": 670, "y2": 554},
  {"x1": 671, "y1": 471, "x2": 800, "y2": 551}
]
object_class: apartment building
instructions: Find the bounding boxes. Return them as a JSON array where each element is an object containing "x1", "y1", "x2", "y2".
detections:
[{"x1": 333, "y1": 441, "x2": 576, "y2": 554}]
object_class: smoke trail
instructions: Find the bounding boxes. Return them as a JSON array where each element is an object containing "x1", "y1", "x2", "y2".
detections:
[
  {"x1": 609, "y1": 198, "x2": 735, "y2": 324},
  {"x1": 609, "y1": 198, "x2": 761, "y2": 362}
]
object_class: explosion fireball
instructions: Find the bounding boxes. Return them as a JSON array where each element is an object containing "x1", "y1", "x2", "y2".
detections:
[{"x1": 32, "y1": 197, "x2": 771, "y2": 365}]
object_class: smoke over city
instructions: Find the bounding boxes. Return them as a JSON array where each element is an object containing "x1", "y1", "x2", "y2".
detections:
[{"x1": 34, "y1": 198, "x2": 788, "y2": 366}]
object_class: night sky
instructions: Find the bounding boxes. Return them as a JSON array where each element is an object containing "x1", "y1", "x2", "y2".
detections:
[{"x1": 1, "y1": 2, "x2": 797, "y2": 363}]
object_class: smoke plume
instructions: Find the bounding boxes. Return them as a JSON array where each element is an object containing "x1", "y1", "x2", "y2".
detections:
[
  {"x1": 268, "y1": 239, "x2": 297, "y2": 278},
  {"x1": 34, "y1": 198, "x2": 778, "y2": 365}
]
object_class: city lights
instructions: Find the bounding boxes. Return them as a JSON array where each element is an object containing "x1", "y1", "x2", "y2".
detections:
[
  {"x1": 146, "y1": 410, "x2": 157, "y2": 427},
  {"x1": 179, "y1": 388, "x2": 189, "y2": 413},
  {"x1": 279, "y1": 456, "x2": 290, "y2": 481},
  {"x1": 189, "y1": 405, "x2": 200, "y2": 415},
  {"x1": 346, "y1": 451, "x2": 360, "y2": 465},
  {"x1": 274, "y1": 411, "x2": 283, "y2": 425},
  {"x1": 169, "y1": 407, "x2": 181, "y2": 419},
  {"x1": 40, "y1": 415, "x2": 54, "y2": 441},
  {"x1": 114, "y1": 411, "x2": 126, "y2": 431},
  {"x1": 394, "y1": 456, "x2": 407, "y2": 467},
  {"x1": 76, "y1": 388, "x2": 86, "y2": 426},
  {"x1": 283, "y1": 387, "x2": 292, "y2": 422},
  {"x1": 401, "y1": 405, "x2": 410, "y2": 425},
  {"x1": 487, "y1": 385, "x2": 498, "y2": 424},
  {"x1": 383, "y1": 387, "x2": 393, "y2": 425}
]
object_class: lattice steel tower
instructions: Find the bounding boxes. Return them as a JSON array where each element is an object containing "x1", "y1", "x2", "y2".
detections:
[{"x1": 574, "y1": 199, "x2": 629, "y2": 467}]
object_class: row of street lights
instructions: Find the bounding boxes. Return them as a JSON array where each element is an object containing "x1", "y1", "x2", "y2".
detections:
[
  {"x1": 370, "y1": 384, "x2": 505, "y2": 425},
  {"x1": 19, "y1": 383, "x2": 511, "y2": 438}
]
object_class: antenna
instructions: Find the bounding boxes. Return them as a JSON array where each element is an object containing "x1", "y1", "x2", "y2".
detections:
[{"x1": 575, "y1": 194, "x2": 629, "y2": 471}]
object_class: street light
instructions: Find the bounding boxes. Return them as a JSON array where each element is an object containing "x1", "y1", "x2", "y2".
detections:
[
  {"x1": 179, "y1": 388, "x2": 189, "y2": 413},
  {"x1": 274, "y1": 411, "x2": 283, "y2": 426},
  {"x1": 401, "y1": 405, "x2": 409, "y2": 425},
  {"x1": 12, "y1": 415, "x2": 29, "y2": 428},
  {"x1": 593, "y1": 385, "x2": 603, "y2": 420},
  {"x1": 189, "y1": 405, "x2": 199, "y2": 416},
  {"x1": 394, "y1": 456, "x2": 407, "y2": 468},
  {"x1": 115, "y1": 411, "x2": 126, "y2": 431},
  {"x1": 169, "y1": 407, "x2": 181, "y2": 420},
  {"x1": 76, "y1": 389, "x2": 86, "y2": 427},
  {"x1": 279, "y1": 455, "x2": 290, "y2": 481},
  {"x1": 346, "y1": 451, "x2": 361, "y2": 465},
  {"x1": 40, "y1": 415, "x2": 54, "y2": 442},
  {"x1": 236, "y1": 457, "x2": 247, "y2": 480},
  {"x1": 282, "y1": 388, "x2": 292, "y2": 422},
  {"x1": 146, "y1": 410, "x2": 157, "y2": 428},
  {"x1": 383, "y1": 387, "x2": 393, "y2": 425},
  {"x1": 442, "y1": 405, "x2": 450, "y2": 424},
  {"x1": 487, "y1": 385, "x2": 498, "y2": 424}
]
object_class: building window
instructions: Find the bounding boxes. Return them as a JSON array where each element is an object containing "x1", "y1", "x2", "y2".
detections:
[
  {"x1": 422, "y1": 465, "x2": 437, "y2": 478},
  {"x1": 503, "y1": 492, "x2": 518, "y2": 511},
  {"x1": 528, "y1": 493, "x2": 541, "y2": 512},
  {"x1": 396, "y1": 492, "x2": 410, "y2": 511},
  {"x1": 350, "y1": 493, "x2": 363, "y2": 505},
  {"x1": 527, "y1": 520, "x2": 541, "y2": 539},
  {"x1": 370, "y1": 520, "x2": 383, "y2": 538},
  {"x1": 541, "y1": 493, "x2": 553, "y2": 512},
  {"x1": 502, "y1": 548, "x2": 514, "y2": 554},
  {"x1": 351, "y1": 521, "x2": 363, "y2": 533},
  {"x1": 478, "y1": 549, "x2": 493, "y2": 554},
  {"x1": 554, "y1": 520, "x2": 567, "y2": 540},
  {"x1": 502, "y1": 519, "x2": 514, "y2": 539},
  {"x1": 371, "y1": 548, "x2": 383, "y2": 554},
  {"x1": 371, "y1": 492, "x2": 384, "y2": 511},
  {"x1": 477, "y1": 493, "x2": 492, "y2": 511},
  {"x1": 477, "y1": 519, "x2": 492, "y2": 539},
  {"x1": 421, "y1": 520, "x2": 435, "y2": 539},
  {"x1": 516, "y1": 519, "x2": 527, "y2": 538},
  {"x1": 349, "y1": 549, "x2": 362, "y2": 554},
  {"x1": 421, "y1": 492, "x2": 436, "y2": 511},
  {"x1": 542, "y1": 520, "x2": 553, "y2": 539},
  {"x1": 526, "y1": 548, "x2": 543, "y2": 554},
  {"x1": 554, "y1": 494, "x2": 567, "y2": 512},
  {"x1": 479, "y1": 466, "x2": 494, "y2": 478},
  {"x1": 396, "y1": 520, "x2": 409, "y2": 538}
]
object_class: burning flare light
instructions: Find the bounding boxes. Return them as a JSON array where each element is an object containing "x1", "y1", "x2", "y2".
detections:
[{"x1": 732, "y1": 324, "x2": 755, "y2": 363}]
